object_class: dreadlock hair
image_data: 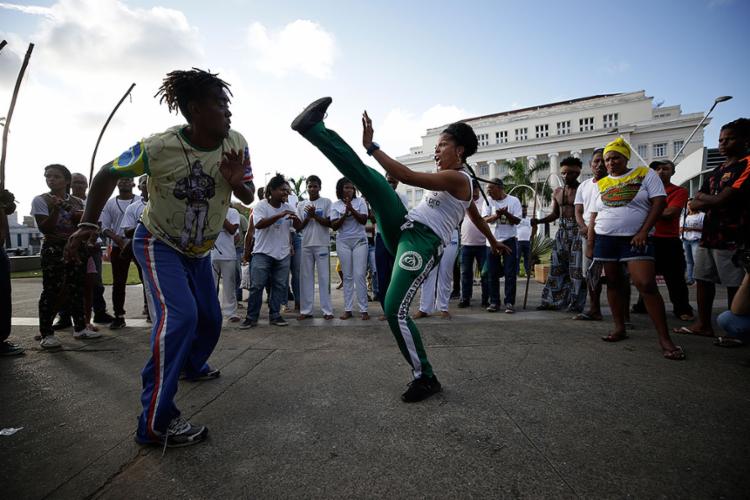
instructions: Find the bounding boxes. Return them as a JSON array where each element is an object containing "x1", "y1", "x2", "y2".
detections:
[
  {"x1": 44, "y1": 164, "x2": 72, "y2": 194},
  {"x1": 720, "y1": 118, "x2": 750, "y2": 153},
  {"x1": 265, "y1": 173, "x2": 287, "y2": 200},
  {"x1": 154, "y1": 68, "x2": 233, "y2": 121}
]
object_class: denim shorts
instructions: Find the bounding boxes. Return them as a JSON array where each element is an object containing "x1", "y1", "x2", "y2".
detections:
[{"x1": 593, "y1": 234, "x2": 655, "y2": 262}]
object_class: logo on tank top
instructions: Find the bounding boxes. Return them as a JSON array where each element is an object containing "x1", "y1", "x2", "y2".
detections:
[{"x1": 398, "y1": 251, "x2": 423, "y2": 271}]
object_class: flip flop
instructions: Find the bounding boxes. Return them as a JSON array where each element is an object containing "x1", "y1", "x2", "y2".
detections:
[
  {"x1": 672, "y1": 326, "x2": 714, "y2": 337},
  {"x1": 663, "y1": 346, "x2": 686, "y2": 360},
  {"x1": 713, "y1": 336, "x2": 744, "y2": 348},
  {"x1": 601, "y1": 332, "x2": 628, "y2": 342},
  {"x1": 572, "y1": 312, "x2": 602, "y2": 321}
]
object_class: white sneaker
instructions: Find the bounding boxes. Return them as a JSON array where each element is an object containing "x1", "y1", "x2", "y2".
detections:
[
  {"x1": 40, "y1": 335, "x2": 62, "y2": 349},
  {"x1": 74, "y1": 328, "x2": 102, "y2": 339}
]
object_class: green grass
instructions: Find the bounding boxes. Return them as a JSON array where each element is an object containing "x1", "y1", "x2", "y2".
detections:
[{"x1": 11, "y1": 262, "x2": 142, "y2": 285}]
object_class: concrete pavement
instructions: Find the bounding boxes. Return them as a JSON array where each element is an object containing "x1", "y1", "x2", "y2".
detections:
[{"x1": 1, "y1": 278, "x2": 748, "y2": 499}]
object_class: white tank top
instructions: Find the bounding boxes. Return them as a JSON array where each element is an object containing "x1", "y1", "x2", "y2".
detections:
[{"x1": 407, "y1": 170, "x2": 472, "y2": 245}]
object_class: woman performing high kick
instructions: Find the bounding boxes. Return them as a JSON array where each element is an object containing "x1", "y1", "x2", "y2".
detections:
[{"x1": 292, "y1": 97, "x2": 510, "y2": 402}]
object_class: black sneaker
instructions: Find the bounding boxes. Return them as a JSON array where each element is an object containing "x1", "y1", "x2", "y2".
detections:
[
  {"x1": 401, "y1": 374, "x2": 442, "y2": 403},
  {"x1": 270, "y1": 317, "x2": 289, "y2": 327},
  {"x1": 52, "y1": 317, "x2": 73, "y2": 331},
  {"x1": 135, "y1": 417, "x2": 208, "y2": 448},
  {"x1": 239, "y1": 318, "x2": 257, "y2": 329},
  {"x1": 180, "y1": 368, "x2": 221, "y2": 382},
  {"x1": 290, "y1": 97, "x2": 332, "y2": 133},
  {"x1": 486, "y1": 303, "x2": 498, "y2": 313},
  {"x1": 93, "y1": 312, "x2": 115, "y2": 324},
  {"x1": 109, "y1": 317, "x2": 126, "y2": 330},
  {"x1": 457, "y1": 300, "x2": 470, "y2": 308},
  {"x1": 0, "y1": 341, "x2": 24, "y2": 356}
]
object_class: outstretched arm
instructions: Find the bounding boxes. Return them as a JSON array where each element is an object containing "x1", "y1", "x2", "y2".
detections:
[{"x1": 362, "y1": 111, "x2": 470, "y2": 201}]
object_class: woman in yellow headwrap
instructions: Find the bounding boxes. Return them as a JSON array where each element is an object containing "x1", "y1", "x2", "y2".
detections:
[{"x1": 585, "y1": 138, "x2": 685, "y2": 360}]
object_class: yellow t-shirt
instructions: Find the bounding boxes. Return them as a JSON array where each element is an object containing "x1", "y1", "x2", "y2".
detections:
[{"x1": 109, "y1": 126, "x2": 253, "y2": 257}]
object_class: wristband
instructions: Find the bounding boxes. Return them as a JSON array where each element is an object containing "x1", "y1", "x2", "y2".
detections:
[
  {"x1": 366, "y1": 142, "x2": 380, "y2": 156},
  {"x1": 77, "y1": 222, "x2": 99, "y2": 231}
]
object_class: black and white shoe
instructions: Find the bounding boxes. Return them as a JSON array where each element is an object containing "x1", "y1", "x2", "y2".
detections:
[
  {"x1": 401, "y1": 374, "x2": 442, "y2": 403},
  {"x1": 239, "y1": 318, "x2": 257, "y2": 330},
  {"x1": 135, "y1": 417, "x2": 208, "y2": 448},
  {"x1": 0, "y1": 341, "x2": 24, "y2": 356},
  {"x1": 180, "y1": 368, "x2": 221, "y2": 382},
  {"x1": 110, "y1": 317, "x2": 126, "y2": 329},
  {"x1": 270, "y1": 317, "x2": 289, "y2": 327},
  {"x1": 290, "y1": 97, "x2": 332, "y2": 133}
]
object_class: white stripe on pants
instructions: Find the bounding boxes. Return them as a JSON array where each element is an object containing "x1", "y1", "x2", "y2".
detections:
[
  {"x1": 212, "y1": 258, "x2": 238, "y2": 318},
  {"x1": 419, "y1": 242, "x2": 458, "y2": 313},
  {"x1": 337, "y1": 237, "x2": 368, "y2": 313},
  {"x1": 300, "y1": 245, "x2": 332, "y2": 316}
]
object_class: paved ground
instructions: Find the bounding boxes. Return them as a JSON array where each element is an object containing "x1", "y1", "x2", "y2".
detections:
[{"x1": 1, "y1": 277, "x2": 748, "y2": 499}]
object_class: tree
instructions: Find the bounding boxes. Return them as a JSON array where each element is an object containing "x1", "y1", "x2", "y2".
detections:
[
  {"x1": 288, "y1": 176, "x2": 307, "y2": 201},
  {"x1": 500, "y1": 158, "x2": 554, "y2": 207}
]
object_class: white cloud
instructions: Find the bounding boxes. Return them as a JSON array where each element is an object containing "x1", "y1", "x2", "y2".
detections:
[
  {"x1": 603, "y1": 59, "x2": 630, "y2": 75},
  {"x1": 378, "y1": 105, "x2": 470, "y2": 157},
  {"x1": 247, "y1": 20, "x2": 336, "y2": 79},
  {"x1": 0, "y1": 2, "x2": 54, "y2": 17}
]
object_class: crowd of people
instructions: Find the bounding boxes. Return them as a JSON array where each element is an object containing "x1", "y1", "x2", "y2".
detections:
[{"x1": 1, "y1": 68, "x2": 748, "y2": 449}]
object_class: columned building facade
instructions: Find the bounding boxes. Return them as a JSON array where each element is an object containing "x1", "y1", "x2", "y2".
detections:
[{"x1": 396, "y1": 91, "x2": 707, "y2": 211}]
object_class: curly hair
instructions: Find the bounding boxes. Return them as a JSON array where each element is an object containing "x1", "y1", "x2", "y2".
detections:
[
  {"x1": 154, "y1": 68, "x2": 232, "y2": 121},
  {"x1": 442, "y1": 122, "x2": 479, "y2": 161},
  {"x1": 265, "y1": 173, "x2": 287, "y2": 200}
]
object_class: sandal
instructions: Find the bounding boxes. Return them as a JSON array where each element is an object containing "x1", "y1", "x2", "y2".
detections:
[
  {"x1": 673, "y1": 326, "x2": 713, "y2": 337},
  {"x1": 601, "y1": 332, "x2": 628, "y2": 342},
  {"x1": 713, "y1": 336, "x2": 744, "y2": 348},
  {"x1": 663, "y1": 346, "x2": 686, "y2": 360}
]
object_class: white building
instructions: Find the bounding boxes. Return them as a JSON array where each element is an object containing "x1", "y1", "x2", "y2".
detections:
[
  {"x1": 396, "y1": 91, "x2": 707, "y2": 209},
  {"x1": 5, "y1": 212, "x2": 42, "y2": 255}
]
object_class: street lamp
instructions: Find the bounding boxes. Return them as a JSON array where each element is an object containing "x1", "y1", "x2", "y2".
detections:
[{"x1": 672, "y1": 95, "x2": 733, "y2": 162}]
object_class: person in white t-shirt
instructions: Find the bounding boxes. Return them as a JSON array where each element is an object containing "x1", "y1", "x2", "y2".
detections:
[
  {"x1": 211, "y1": 206, "x2": 241, "y2": 321},
  {"x1": 681, "y1": 204, "x2": 704, "y2": 285},
  {"x1": 415, "y1": 227, "x2": 460, "y2": 319},
  {"x1": 458, "y1": 180, "x2": 488, "y2": 308},
  {"x1": 120, "y1": 176, "x2": 152, "y2": 321},
  {"x1": 482, "y1": 178, "x2": 522, "y2": 313},
  {"x1": 295, "y1": 175, "x2": 334, "y2": 320},
  {"x1": 241, "y1": 174, "x2": 301, "y2": 328},
  {"x1": 516, "y1": 205, "x2": 532, "y2": 277},
  {"x1": 587, "y1": 138, "x2": 684, "y2": 360},
  {"x1": 331, "y1": 177, "x2": 370, "y2": 320}
]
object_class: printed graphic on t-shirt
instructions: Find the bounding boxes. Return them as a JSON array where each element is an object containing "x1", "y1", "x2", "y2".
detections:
[
  {"x1": 173, "y1": 160, "x2": 216, "y2": 250},
  {"x1": 598, "y1": 167, "x2": 648, "y2": 208}
]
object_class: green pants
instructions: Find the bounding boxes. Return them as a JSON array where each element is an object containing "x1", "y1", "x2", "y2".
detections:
[{"x1": 303, "y1": 122, "x2": 443, "y2": 378}]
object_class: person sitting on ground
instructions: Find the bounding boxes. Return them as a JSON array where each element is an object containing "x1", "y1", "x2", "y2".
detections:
[
  {"x1": 330, "y1": 177, "x2": 370, "y2": 320},
  {"x1": 533, "y1": 156, "x2": 586, "y2": 313},
  {"x1": 291, "y1": 97, "x2": 509, "y2": 402},
  {"x1": 676, "y1": 118, "x2": 750, "y2": 338},
  {"x1": 586, "y1": 138, "x2": 685, "y2": 360},
  {"x1": 241, "y1": 174, "x2": 300, "y2": 328},
  {"x1": 715, "y1": 255, "x2": 750, "y2": 347},
  {"x1": 631, "y1": 160, "x2": 694, "y2": 321}
]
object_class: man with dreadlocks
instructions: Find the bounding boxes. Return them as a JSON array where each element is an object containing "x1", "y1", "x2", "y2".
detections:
[{"x1": 65, "y1": 69, "x2": 255, "y2": 447}]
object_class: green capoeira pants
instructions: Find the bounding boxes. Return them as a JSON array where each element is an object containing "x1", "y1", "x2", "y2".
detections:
[{"x1": 302, "y1": 122, "x2": 443, "y2": 378}]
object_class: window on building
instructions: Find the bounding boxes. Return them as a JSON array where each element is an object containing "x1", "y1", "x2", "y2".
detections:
[
  {"x1": 535, "y1": 124, "x2": 549, "y2": 138},
  {"x1": 602, "y1": 113, "x2": 619, "y2": 129},
  {"x1": 495, "y1": 130, "x2": 508, "y2": 144},
  {"x1": 414, "y1": 189, "x2": 424, "y2": 203},
  {"x1": 673, "y1": 140, "x2": 684, "y2": 156},
  {"x1": 579, "y1": 117, "x2": 594, "y2": 132},
  {"x1": 477, "y1": 133, "x2": 489, "y2": 147},
  {"x1": 637, "y1": 144, "x2": 648, "y2": 159},
  {"x1": 515, "y1": 127, "x2": 528, "y2": 141},
  {"x1": 17, "y1": 234, "x2": 22, "y2": 247},
  {"x1": 556, "y1": 120, "x2": 570, "y2": 135},
  {"x1": 479, "y1": 164, "x2": 489, "y2": 176},
  {"x1": 653, "y1": 143, "x2": 667, "y2": 158}
]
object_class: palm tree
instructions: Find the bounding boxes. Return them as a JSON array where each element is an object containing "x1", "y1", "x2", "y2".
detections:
[
  {"x1": 500, "y1": 158, "x2": 554, "y2": 206},
  {"x1": 288, "y1": 176, "x2": 307, "y2": 201}
]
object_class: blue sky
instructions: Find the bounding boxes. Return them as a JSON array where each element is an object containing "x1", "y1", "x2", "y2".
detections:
[{"x1": 0, "y1": 0, "x2": 747, "y2": 212}]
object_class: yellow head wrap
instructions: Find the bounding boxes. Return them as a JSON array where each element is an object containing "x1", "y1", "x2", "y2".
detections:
[{"x1": 603, "y1": 137, "x2": 630, "y2": 160}]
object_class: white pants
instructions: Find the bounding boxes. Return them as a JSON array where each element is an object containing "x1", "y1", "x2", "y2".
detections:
[
  {"x1": 212, "y1": 258, "x2": 238, "y2": 318},
  {"x1": 337, "y1": 237, "x2": 368, "y2": 313},
  {"x1": 419, "y1": 242, "x2": 459, "y2": 313},
  {"x1": 300, "y1": 245, "x2": 333, "y2": 316}
]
